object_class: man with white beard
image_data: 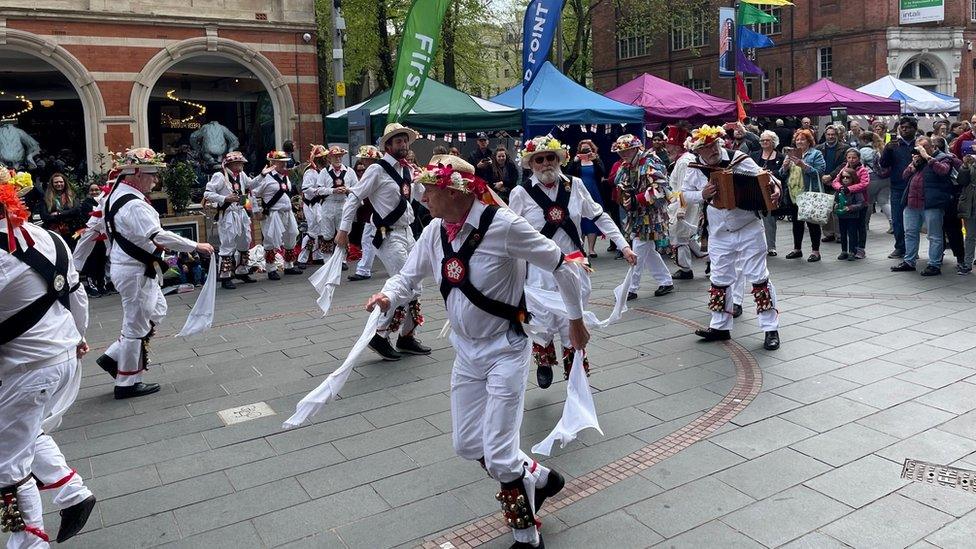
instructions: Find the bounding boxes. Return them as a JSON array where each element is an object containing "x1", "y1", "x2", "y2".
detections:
[{"x1": 509, "y1": 135, "x2": 636, "y2": 389}]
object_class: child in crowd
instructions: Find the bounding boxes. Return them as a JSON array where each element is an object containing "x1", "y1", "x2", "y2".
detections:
[{"x1": 835, "y1": 167, "x2": 868, "y2": 261}]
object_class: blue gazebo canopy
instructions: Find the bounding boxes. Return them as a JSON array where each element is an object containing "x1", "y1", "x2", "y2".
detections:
[{"x1": 492, "y1": 62, "x2": 645, "y2": 128}]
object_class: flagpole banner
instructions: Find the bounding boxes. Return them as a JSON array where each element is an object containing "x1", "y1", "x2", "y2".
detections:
[
  {"x1": 387, "y1": 0, "x2": 451, "y2": 124},
  {"x1": 522, "y1": 0, "x2": 566, "y2": 92},
  {"x1": 718, "y1": 7, "x2": 736, "y2": 79},
  {"x1": 899, "y1": 0, "x2": 944, "y2": 24}
]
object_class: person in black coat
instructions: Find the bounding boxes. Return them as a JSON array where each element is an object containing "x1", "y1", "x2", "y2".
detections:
[{"x1": 476, "y1": 146, "x2": 519, "y2": 203}]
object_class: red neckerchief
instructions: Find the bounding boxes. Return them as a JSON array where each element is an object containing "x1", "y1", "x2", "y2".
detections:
[{"x1": 444, "y1": 206, "x2": 473, "y2": 242}]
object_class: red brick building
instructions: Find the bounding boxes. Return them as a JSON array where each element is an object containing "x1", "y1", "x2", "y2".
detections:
[
  {"x1": 592, "y1": 1, "x2": 975, "y2": 117},
  {"x1": 0, "y1": 2, "x2": 321, "y2": 173}
]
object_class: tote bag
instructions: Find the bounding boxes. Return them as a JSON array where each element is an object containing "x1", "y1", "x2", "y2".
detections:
[{"x1": 796, "y1": 191, "x2": 833, "y2": 225}]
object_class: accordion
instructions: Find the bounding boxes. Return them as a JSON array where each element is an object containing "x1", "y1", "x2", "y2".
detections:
[{"x1": 710, "y1": 170, "x2": 777, "y2": 212}]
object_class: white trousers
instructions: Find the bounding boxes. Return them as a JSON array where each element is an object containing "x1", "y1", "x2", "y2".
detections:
[
  {"x1": 33, "y1": 434, "x2": 92, "y2": 509},
  {"x1": 1, "y1": 358, "x2": 73, "y2": 549},
  {"x1": 375, "y1": 227, "x2": 420, "y2": 334},
  {"x1": 103, "y1": 266, "x2": 166, "y2": 387},
  {"x1": 303, "y1": 204, "x2": 321, "y2": 237},
  {"x1": 297, "y1": 234, "x2": 324, "y2": 263},
  {"x1": 526, "y1": 265, "x2": 591, "y2": 348},
  {"x1": 216, "y1": 209, "x2": 251, "y2": 256},
  {"x1": 320, "y1": 201, "x2": 343, "y2": 241},
  {"x1": 708, "y1": 220, "x2": 779, "y2": 332},
  {"x1": 260, "y1": 209, "x2": 299, "y2": 250},
  {"x1": 630, "y1": 238, "x2": 674, "y2": 292},
  {"x1": 356, "y1": 224, "x2": 377, "y2": 276},
  {"x1": 450, "y1": 332, "x2": 550, "y2": 545}
]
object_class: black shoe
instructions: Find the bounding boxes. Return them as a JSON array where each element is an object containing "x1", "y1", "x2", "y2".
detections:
[
  {"x1": 695, "y1": 328, "x2": 731, "y2": 342},
  {"x1": 626, "y1": 292, "x2": 638, "y2": 301},
  {"x1": 837, "y1": 253, "x2": 849, "y2": 261},
  {"x1": 83, "y1": 279, "x2": 102, "y2": 298},
  {"x1": 785, "y1": 250, "x2": 803, "y2": 259},
  {"x1": 821, "y1": 235, "x2": 836, "y2": 243},
  {"x1": 654, "y1": 285, "x2": 674, "y2": 297},
  {"x1": 396, "y1": 335, "x2": 431, "y2": 355},
  {"x1": 369, "y1": 334, "x2": 402, "y2": 361},
  {"x1": 284, "y1": 267, "x2": 304, "y2": 275},
  {"x1": 535, "y1": 469, "x2": 564, "y2": 512},
  {"x1": 221, "y1": 279, "x2": 237, "y2": 290},
  {"x1": 341, "y1": 262, "x2": 349, "y2": 271},
  {"x1": 296, "y1": 262, "x2": 308, "y2": 269},
  {"x1": 705, "y1": 262, "x2": 711, "y2": 275},
  {"x1": 510, "y1": 535, "x2": 545, "y2": 549},
  {"x1": 608, "y1": 243, "x2": 617, "y2": 252},
  {"x1": 347, "y1": 273, "x2": 372, "y2": 281},
  {"x1": 103, "y1": 281, "x2": 118, "y2": 295},
  {"x1": 768, "y1": 249, "x2": 778, "y2": 257},
  {"x1": 732, "y1": 304, "x2": 743, "y2": 318},
  {"x1": 235, "y1": 273, "x2": 257, "y2": 283},
  {"x1": 95, "y1": 354, "x2": 118, "y2": 378},
  {"x1": 268, "y1": 270, "x2": 281, "y2": 280},
  {"x1": 56, "y1": 495, "x2": 96, "y2": 543},
  {"x1": 920, "y1": 266, "x2": 942, "y2": 277},
  {"x1": 764, "y1": 330, "x2": 781, "y2": 351},
  {"x1": 537, "y1": 365, "x2": 553, "y2": 389},
  {"x1": 672, "y1": 269, "x2": 694, "y2": 280},
  {"x1": 114, "y1": 382, "x2": 160, "y2": 400},
  {"x1": 888, "y1": 250, "x2": 905, "y2": 259},
  {"x1": 891, "y1": 262, "x2": 916, "y2": 272},
  {"x1": 807, "y1": 254, "x2": 821, "y2": 262}
]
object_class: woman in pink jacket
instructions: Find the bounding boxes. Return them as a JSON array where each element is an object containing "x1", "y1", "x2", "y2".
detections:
[{"x1": 830, "y1": 148, "x2": 871, "y2": 258}]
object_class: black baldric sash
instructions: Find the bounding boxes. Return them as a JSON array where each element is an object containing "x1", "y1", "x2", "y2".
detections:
[
  {"x1": 104, "y1": 193, "x2": 168, "y2": 279},
  {"x1": 0, "y1": 229, "x2": 78, "y2": 346},
  {"x1": 527, "y1": 178, "x2": 584, "y2": 254},
  {"x1": 371, "y1": 160, "x2": 411, "y2": 248},
  {"x1": 216, "y1": 173, "x2": 245, "y2": 220},
  {"x1": 262, "y1": 171, "x2": 290, "y2": 215},
  {"x1": 438, "y1": 206, "x2": 530, "y2": 337}
]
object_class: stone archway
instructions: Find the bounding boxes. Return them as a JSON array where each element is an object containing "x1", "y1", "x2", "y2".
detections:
[
  {"x1": 130, "y1": 37, "x2": 295, "y2": 150},
  {"x1": 0, "y1": 27, "x2": 108, "y2": 173}
]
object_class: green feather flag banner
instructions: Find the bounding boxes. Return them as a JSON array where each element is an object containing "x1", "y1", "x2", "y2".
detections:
[
  {"x1": 737, "y1": 3, "x2": 779, "y2": 25},
  {"x1": 386, "y1": 0, "x2": 452, "y2": 124}
]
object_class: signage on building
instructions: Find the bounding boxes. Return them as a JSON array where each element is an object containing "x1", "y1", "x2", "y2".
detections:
[
  {"x1": 899, "y1": 0, "x2": 944, "y2": 25},
  {"x1": 718, "y1": 7, "x2": 735, "y2": 79}
]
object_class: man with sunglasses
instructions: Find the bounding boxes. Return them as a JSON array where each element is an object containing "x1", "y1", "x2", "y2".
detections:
[{"x1": 509, "y1": 136, "x2": 636, "y2": 389}]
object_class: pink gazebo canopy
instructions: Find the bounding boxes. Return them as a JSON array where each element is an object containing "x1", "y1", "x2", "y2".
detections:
[
  {"x1": 751, "y1": 78, "x2": 900, "y2": 117},
  {"x1": 604, "y1": 73, "x2": 737, "y2": 124}
]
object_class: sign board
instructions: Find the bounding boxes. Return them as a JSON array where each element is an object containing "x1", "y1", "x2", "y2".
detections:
[
  {"x1": 899, "y1": 0, "x2": 944, "y2": 24},
  {"x1": 336, "y1": 81, "x2": 346, "y2": 98},
  {"x1": 348, "y1": 108, "x2": 372, "y2": 152},
  {"x1": 718, "y1": 7, "x2": 736, "y2": 79}
]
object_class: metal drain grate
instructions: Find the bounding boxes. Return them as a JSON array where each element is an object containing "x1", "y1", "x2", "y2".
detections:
[{"x1": 902, "y1": 459, "x2": 976, "y2": 493}]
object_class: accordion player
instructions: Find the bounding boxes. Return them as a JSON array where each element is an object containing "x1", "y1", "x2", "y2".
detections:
[{"x1": 709, "y1": 169, "x2": 778, "y2": 213}]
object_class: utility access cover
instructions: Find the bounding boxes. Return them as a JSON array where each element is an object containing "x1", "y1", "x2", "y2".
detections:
[
  {"x1": 217, "y1": 402, "x2": 276, "y2": 426},
  {"x1": 902, "y1": 459, "x2": 976, "y2": 493}
]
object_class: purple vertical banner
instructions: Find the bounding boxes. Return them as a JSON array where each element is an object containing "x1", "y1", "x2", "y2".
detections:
[
  {"x1": 522, "y1": 0, "x2": 565, "y2": 93},
  {"x1": 718, "y1": 6, "x2": 736, "y2": 78}
]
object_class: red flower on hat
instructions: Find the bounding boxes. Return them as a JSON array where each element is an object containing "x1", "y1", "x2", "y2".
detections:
[{"x1": 525, "y1": 141, "x2": 537, "y2": 152}]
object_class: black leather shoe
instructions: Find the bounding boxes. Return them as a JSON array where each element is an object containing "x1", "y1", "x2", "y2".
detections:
[
  {"x1": 785, "y1": 250, "x2": 803, "y2": 259},
  {"x1": 396, "y1": 335, "x2": 431, "y2": 355},
  {"x1": 268, "y1": 270, "x2": 281, "y2": 280},
  {"x1": 114, "y1": 382, "x2": 160, "y2": 400},
  {"x1": 807, "y1": 254, "x2": 821, "y2": 262},
  {"x1": 732, "y1": 304, "x2": 743, "y2": 319},
  {"x1": 535, "y1": 469, "x2": 564, "y2": 511},
  {"x1": 890, "y1": 262, "x2": 916, "y2": 272},
  {"x1": 536, "y1": 365, "x2": 553, "y2": 389},
  {"x1": 887, "y1": 250, "x2": 905, "y2": 259},
  {"x1": 96, "y1": 354, "x2": 118, "y2": 378},
  {"x1": 764, "y1": 330, "x2": 781, "y2": 350},
  {"x1": 654, "y1": 284, "x2": 674, "y2": 297},
  {"x1": 920, "y1": 266, "x2": 942, "y2": 277},
  {"x1": 221, "y1": 279, "x2": 237, "y2": 290},
  {"x1": 341, "y1": 262, "x2": 349, "y2": 271},
  {"x1": 821, "y1": 234, "x2": 836, "y2": 243},
  {"x1": 695, "y1": 328, "x2": 731, "y2": 342},
  {"x1": 626, "y1": 291, "x2": 638, "y2": 301},
  {"x1": 235, "y1": 273, "x2": 257, "y2": 283},
  {"x1": 672, "y1": 269, "x2": 694, "y2": 280},
  {"x1": 369, "y1": 334, "x2": 402, "y2": 361},
  {"x1": 510, "y1": 535, "x2": 545, "y2": 549},
  {"x1": 347, "y1": 273, "x2": 372, "y2": 281},
  {"x1": 284, "y1": 267, "x2": 304, "y2": 275},
  {"x1": 56, "y1": 495, "x2": 96, "y2": 543}
]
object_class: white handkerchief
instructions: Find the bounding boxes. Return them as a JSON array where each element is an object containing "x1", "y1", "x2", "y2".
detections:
[
  {"x1": 309, "y1": 249, "x2": 347, "y2": 316},
  {"x1": 175, "y1": 259, "x2": 218, "y2": 338},
  {"x1": 531, "y1": 351, "x2": 603, "y2": 456},
  {"x1": 525, "y1": 266, "x2": 635, "y2": 330}
]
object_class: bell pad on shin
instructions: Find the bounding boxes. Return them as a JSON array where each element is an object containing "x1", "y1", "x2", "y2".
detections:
[
  {"x1": 707, "y1": 284, "x2": 729, "y2": 313},
  {"x1": 496, "y1": 474, "x2": 538, "y2": 531},
  {"x1": 751, "y1": 280, "x2": 774, "y2": 313}
]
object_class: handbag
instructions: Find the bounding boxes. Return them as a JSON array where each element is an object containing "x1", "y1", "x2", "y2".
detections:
[{"x1": 796, "y1": 191, "x2": 833, "y2": 225}]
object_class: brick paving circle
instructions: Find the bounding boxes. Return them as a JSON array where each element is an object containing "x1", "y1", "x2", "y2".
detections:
[{"x1": 421, "y1": 301, "x2": 763, "y2": 549}]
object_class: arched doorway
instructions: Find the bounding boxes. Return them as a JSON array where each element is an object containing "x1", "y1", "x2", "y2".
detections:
[{"x1": 0, "y1": 29, "x2": 107, "y2": 178}]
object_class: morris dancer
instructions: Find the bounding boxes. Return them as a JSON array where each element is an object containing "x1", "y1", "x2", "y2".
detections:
[
  {"x1": 1, "y1": 171, "x2": 96, "y2": 546},
  {"x1": 95, "y1": 149, "x2": 213, "y2": 398},
  {"x1": 204, "y1": 151, "x2": 256, "y2": 289},
  {"x1": 509, "y1": 136, "x2": 636, "y2": 389},
  {"x1": 253, "y1": 151, "x2": 302, "y2": 279},
  {"x1": 367, "y1": 155, "x2": 578, "y2": 549},
  {"x1": 336, "y1": 124, "x2": 429, "y2": 361},
  {"x1": 298, "y1": 145, "x2": 329, "y2": 268},
  {"x1": 317, "y1": 145, "x2": 357, "y2": 270},
  {"x1": 680, "y1": 125, "x2": 781, "y2": 350},
  {"x1": 670, "y1": 137, "x2": 707, "y2": 280},
  {"x1": 609, "y1": 134, "x2": 674, "y2": 300},
  {"x1": 348, "y1": 146, "x2": 381, "y2": 282}
]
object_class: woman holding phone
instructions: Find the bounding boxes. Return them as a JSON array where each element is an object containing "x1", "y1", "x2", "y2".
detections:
[{"x1": 780, "y1": 129, "x2": 827, "y2": 262}]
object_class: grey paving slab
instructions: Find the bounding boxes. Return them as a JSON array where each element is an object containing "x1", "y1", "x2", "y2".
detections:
[
  {"x1": 779, "y1": 531, "x2": 856, "y2": 549},
  {"x1": 636, "y1": 387, "x2": 722, "y2": 421},
  {"x1": 651, "y1": 520, "x2": 764, "y2": 549},
  {"x1": 626, "y1": 476, "x2": 755, "y2": 538},
  {"x1": 544, "y1": 510, "x2": 664, "y2": 548},
  {"x1": 728, "y1": 391, "x2": 804, "y2": 427},
  {"x1": 843, "y1": 377, "x2": 932, "y2": 409},
  {"x1": 804, "y1": 454, "x2": 910, "y2": 508},
  {"x1": 721, "y1": 485, "x2": 852, "y2": 547},
  {"x1": 252, "y1": 485, "x2": 390, "y2": 547},
  {"x1": 710, "y1": 417, "x2": 817, "y2": 459},
  {"x1": 780, "y1": 395, "x2": 878, "y2": 433},
  {"x1": 553, "y1": 475, "x2": 664, "y2": 527},
  {"x1": 640, "y1": 440, "x2": 745, "y2": 490},
  {"x1": 791, "y1": 422, "x2": 899, "y2": 467},
  {"x1": 157, "y1": 522, "x2": 266, "y2": 549},
  {"x1": 915, "y1": 381, "x2": 976, "y2": 414},
  {"x1": 335, "y1": 493, "x2": 476, "y2": 549},
  {"x1": 716, "y1": 448, "x2": 832, "y2": 499},
  {"x1": 897, "y1": 481, "x2": 976, "y2": 518},
  {"x1": 822, "y1": 493, "x2": 953, "y2": 548},
  {"x1": 173, "y1": 476, "x2": 309, "y2": 537},
  {"x1": 830, "y1": 358, "x2": 912, "y2": 385},
  {"x1": 98, "y1": 471, "x2": 234, "y2": 527},
  {"x1": 856, "y1": 401, "x2": 956, "y2": 438},
  {"x1": 925, "y1": 510, "x2": 976, "y2": 548},
  {"x1": 875, "y1": 428, "x2": 976, "y2": 466},
  {"x1": 296, "y1": 448, "x2": 418, "y2": 499}
]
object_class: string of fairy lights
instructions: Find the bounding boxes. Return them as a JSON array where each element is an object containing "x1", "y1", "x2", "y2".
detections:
[
  {"x1": 0, "y1": 90, "x2": 34, "y2": 119},
  {"x1": 164, "y1": 89, "x2": 207, "y2": 123}
]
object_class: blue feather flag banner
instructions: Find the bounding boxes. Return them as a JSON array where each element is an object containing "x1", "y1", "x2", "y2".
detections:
[
  {"x1": 737, "y1": 25, "x2": 775, "y2": 49},
  {"x1": 522, "y1": 0, "x2": 565, "y2": 93}
]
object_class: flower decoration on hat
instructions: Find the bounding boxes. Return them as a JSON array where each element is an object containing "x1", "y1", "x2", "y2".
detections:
[
  {"x1": 689, "y1": 125, "x2": 726, "y2": 150},
  {"x1": 308, "y1": 144, "x2": 329, "y2": 165},
  {"x1": 518, "y1": 135, "x2": 569, "y2": 168},
  {"x1": 415, "y1": 154, "x2": 487, "y2": 196},
  {"x1": 223, "y1": 151, "x2": 248, "y2": 165},
  {"x1": 114, "y1": 147, "x2": 166, "y2": 174},
  {"x1": 326, "y1": 145, "x2": 348, "y2": 157},
  {"x1": 0, "y1": 164, "x2": 32, "y2": 251},
  {"x1": 267, "y1": 150, "x2": 291, "y2": 162},
  {"x1": 356, "y1": 145, "x2": 382, "y2": 159},
  {"x1": 610, "y1": 134, "x2": 644, "y2": 154}
]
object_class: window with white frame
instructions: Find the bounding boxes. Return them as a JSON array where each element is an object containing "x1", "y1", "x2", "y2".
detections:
[
  {"x1": 748, "y1": 7, "x2": 782, "y2": 35},
  {"x1": 617, "y1": 30, "x2": 652, "y2": 60},
  {"x1": 671, "y1": 12, "x2": 709, "y2": 51},
  {"x1": 971, "y1": 0, "x2": 976, "y2": 21},
  {"x1": 683, "y1": 79, "x2": 711, "y2": 93},
  {"x1": 817, "y1": 47, "x2": 833, "y2": 79}
]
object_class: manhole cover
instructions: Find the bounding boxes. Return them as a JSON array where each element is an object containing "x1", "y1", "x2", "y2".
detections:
[
  {"x1": 902, "y1": 459, "x2": 976, "y2": 493},
  {"x1": 217, "y1": 402, "x2": 276, "y2": 426}
]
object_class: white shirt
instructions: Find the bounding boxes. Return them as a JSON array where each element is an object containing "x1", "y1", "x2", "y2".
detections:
[
  {"x1": 681, "y1": 149, "x2": 766, "y2": 233},
  {"x1": 339, "y1": 153, "x2": 420, "y2": 232},
  {"x1": 509, "y1": 174, "x2": 629, "y2": 253},
  {"x1": 381, "y1": 201, "x2": 583, "y2": 340},
  {"x1": 301, "y1": 168, "x2": 323, "y2": 204},
  {"x1": 0, "y1": 220, "x2": 88, "y2": 369},
  {"x1": 251, "y1": 169, "x2": 294, "y2": 213},
  {"x1": 317, "y1": 164, "x2": 359, "y2": 203},
  {"x1": 204, "y1": 170, "x2": 254, "y2": 213},
  {"x1": 106, "y1": 182, "x2": 199, "y2": 269}
]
